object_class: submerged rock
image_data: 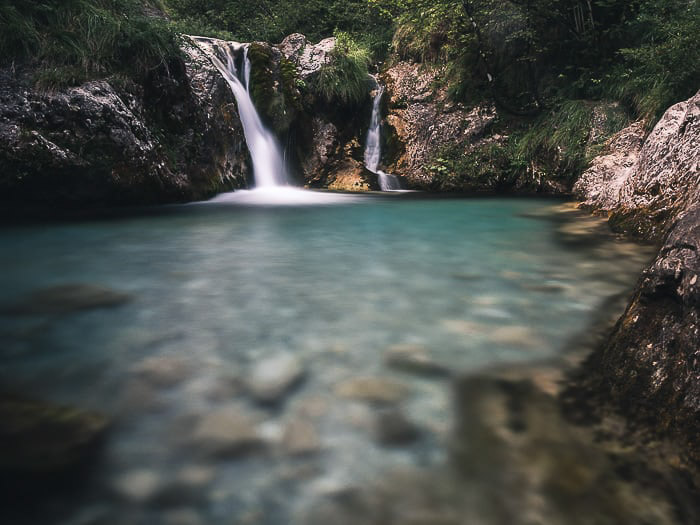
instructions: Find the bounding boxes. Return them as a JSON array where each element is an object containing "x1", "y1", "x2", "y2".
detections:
[
  {"x1": 189, "y1": 404, "x2": 263, "y2": 457},
  {"x1": 335, "y1": 377, "x2": 409, "y2": 404},
  {"x1": 373, "y1": 408, "x2": 420, "y2": 446},
  {"x1": 131, "y1": 356, "x2": 190, "y2": 388},
  {"x1": 247, "y1": 354, "x2": 305, "y2": 404},
  {"x1": 0, "y1": 395, "x2": 108, "y2": 476},
  {"x1": 384, "y1": 344, "x2": 450, "y2": 378},
  {"x1": 1, "y1": 283, "x2": 131, "y2": 316},
  {"x1": 282, "y1": 418, "x2": 321, "y2": 456},
  {"x1": 112, "y1": 469, "x2": 163, "y2": 503}
]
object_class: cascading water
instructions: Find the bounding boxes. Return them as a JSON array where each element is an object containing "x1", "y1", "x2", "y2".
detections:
[
  {"x1": 193, "y1": 37, "x2": 288, "y2": 189},
  {"x1": 364, "y1": 79, "x2": 401, "y2": 191}
]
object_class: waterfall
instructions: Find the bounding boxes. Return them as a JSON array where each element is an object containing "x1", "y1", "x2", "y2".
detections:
[
  {"x1": 364, "y1": 79, "x2": 401, "y2": 191},
  {"x1": 193, "y1": 37, "x2": 288, "y2": 188}
]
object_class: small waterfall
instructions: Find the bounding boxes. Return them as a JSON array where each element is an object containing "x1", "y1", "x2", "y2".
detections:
[
  {"x1": 193, "y1": 37, "x2": 288, "y2": 188},
  {"x1": 364, "y1": 79, "x2": 401, "y2": 191}
]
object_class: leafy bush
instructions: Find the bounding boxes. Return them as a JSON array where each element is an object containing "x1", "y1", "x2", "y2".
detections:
[
  {"x1": 310, "y1": 32, "x2": 371, "y2": 106},
  {"x1": 0, "y1": 0, "x2": 180, "y2": 87}
]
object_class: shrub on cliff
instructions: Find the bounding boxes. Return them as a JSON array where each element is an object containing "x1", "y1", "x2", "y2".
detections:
[
  {"x1": 310, "y1": 32, "x2": 371, "y2": 106},
  {"x1": 0, "y1": 0, "x2": 180, "y2": 88}
]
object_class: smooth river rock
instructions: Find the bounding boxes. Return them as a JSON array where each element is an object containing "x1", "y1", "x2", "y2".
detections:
[
  {"x1": 247, "y1": 354, "x2": 305, "y2": 404},
  {"x1": 131, "y1": 356, "x2": 190, "y2": 388},
  {"x1": 335, "y1": 377, "x2": 409, "y2": 404},
  {"x1": 282, "y1": 418, "x2": 321, "y2": 456},
  {"x1": 190, "y1": 405, "x2": 263, "y2": 457},
  {"x1": 384, "y1": 344, "x2": 450, "y2": 378}
]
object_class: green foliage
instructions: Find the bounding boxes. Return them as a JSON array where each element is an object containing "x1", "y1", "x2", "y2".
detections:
[
  {"x1": 165, "y1": 0, "x2": 395, "y2": 58},
  {"x1": 0, "y1": 0, "x2": 180, "y2": 88},
  {"x1": 310, "y1": 32, "x2": 371, "y2": 106},
  {"x1": 428, "y1": 141, "x2": 518, "y2": 191}
]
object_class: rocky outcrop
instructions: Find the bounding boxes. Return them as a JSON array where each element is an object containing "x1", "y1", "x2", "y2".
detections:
[
  {"x1": 278, "y1": 34, "x2": 378, "y2": 191},
  {"x1": 381, "y1": 61, "x2": 497, "y2": 187},
  {"x1": 572, "y1": 90, "x2": 700, "y2": 470},
  {"x1": 575, "y1": 90, "x2": 700, "y2": 240},
  {"x1": 0, "y1": 39, "x2": 249, "y2": 209},
  {"x1": 278, "y1": 33, "x2": 335, "y2": 81}
]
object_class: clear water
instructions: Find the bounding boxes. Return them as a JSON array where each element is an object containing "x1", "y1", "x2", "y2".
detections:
[{"x1": 0, "y1": 195, "x2": 654, "y2": 524}]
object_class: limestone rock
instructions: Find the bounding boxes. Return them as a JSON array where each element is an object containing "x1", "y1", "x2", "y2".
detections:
[
  {"x1": 575, "y1": 89, "x2": 700, "y2": 241},
  {"x1": 0, "y1": 39, "x2": 248, "y2": 209},
  {"x1": 381, "y1": 61, "x2": 497, "y2": 188},
  {"x1": 278, "y1": 34, "x2": 335, "y2": 81},
  {"x1": 335, "y1": 377, "x2": 409, "y2": 404},
  {"x1": 247, "y1": 354, "x2": 305, "y2": 403}
]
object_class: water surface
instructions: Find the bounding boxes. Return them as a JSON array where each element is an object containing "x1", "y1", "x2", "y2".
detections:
[{"x1": 0, "y1": 194, "x2": 655, "y2": 524}]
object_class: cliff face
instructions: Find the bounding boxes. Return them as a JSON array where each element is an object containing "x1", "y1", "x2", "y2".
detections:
[
  {"x1": 0, "y1": 39, "x2": 249, "y2": 209},
  {"x1": 575, "y1": 91, "x2": 700, "y2": 240},
  {"x1": 278, "y1": 34, "x2": 378, "y2": 191},
  {"x1": 381, "y1": 61, "x2": 498, "y2": 188},
  {"x1": 573, "y1": 90, "x2": 700, "y2": 466}
]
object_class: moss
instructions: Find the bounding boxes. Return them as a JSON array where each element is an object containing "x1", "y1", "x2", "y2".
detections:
[{"x1": 247, "y1": 43, "x2": 301, "y2": 136}]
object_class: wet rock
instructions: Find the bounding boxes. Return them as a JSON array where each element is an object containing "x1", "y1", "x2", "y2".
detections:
[
  {"x1": 0, "y1": 395, "x2": 108, "y2": 476},
  {"x1": 247, "y1": 354, "x2": 305, "y2": 404},
  {"x1": 112, "y1": 469, "x2": 162, "y2": 503},
  {"x1": 131, "y1": 356, "x2": 190, "y2": 388},
  {"x1": 335, "y1": 377, "x2": 409, "y2": 404},
  {"x1": 282, "y1": 418, "x2": 321, "y2": 456},
  {"x1": 486, "y1": 325, "x2": 545, "y2": 348},
  {"x1": 1, "y1": 284, "x2": 131, "y2": 316},
  {"x1": 374, "y1": 409, "x2": 420, "y2": 446},
  {"x1": 190, "y1": 405, "x2": 263, "y2": 457},
  {"x1": 0, "y1": 39, "x2": 248, "y2": 209},
  {"x1": 384, "y1": 344, "x2": 450, "y2": 378},
  {"x1": 575, "y1": 89, "x2": 700, "y2": 241}
]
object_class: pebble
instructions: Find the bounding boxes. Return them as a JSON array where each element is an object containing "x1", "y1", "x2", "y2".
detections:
[{"x1": 247, "y1": 354, "x2": 305, "y2": 403}]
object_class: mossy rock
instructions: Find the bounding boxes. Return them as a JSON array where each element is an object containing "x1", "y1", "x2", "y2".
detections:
[{"x1": 247, "y1": 43, "x2": 302, "y2": 135}]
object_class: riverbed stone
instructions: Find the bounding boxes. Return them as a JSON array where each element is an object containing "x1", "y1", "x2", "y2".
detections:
[
  {"x1": 282, "y1": 418, "x2": 321, "y2": 456},
  {"x1": 190, "y1": 405, "x2": 263, "y2": 457},
  {"x1": 247, "y1": 354, "x2": 305, "y2": 404},
  {"x1": 131, "y1": 356, "x2": 190, "y2": 388},
  {"x1": 335, "y1": 377, "x2": 409, "y2": 404},
  {"x1": 374, "y1": 409, "x2": 420, "y2": 446},
  {"x1": 0, "y1": 283, "x2": 131, "y2": 316},
  {"x1": 0, "y1": 394, "x2": 108, "y2": 476},
  {"x1": 384, "y1": 344, "x2": 450, "y2": 378},
  {"x1": 112, "y1": 469, "x2": 163, "y2": 503}
]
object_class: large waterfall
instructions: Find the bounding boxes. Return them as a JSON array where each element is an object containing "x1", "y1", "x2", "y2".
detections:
[
  {"x1": 193, "y1": 37, "x2": 288, "y2": 188},
  {"x1": 364, "y1": 80, "x2": 401, "y2": 191}
]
